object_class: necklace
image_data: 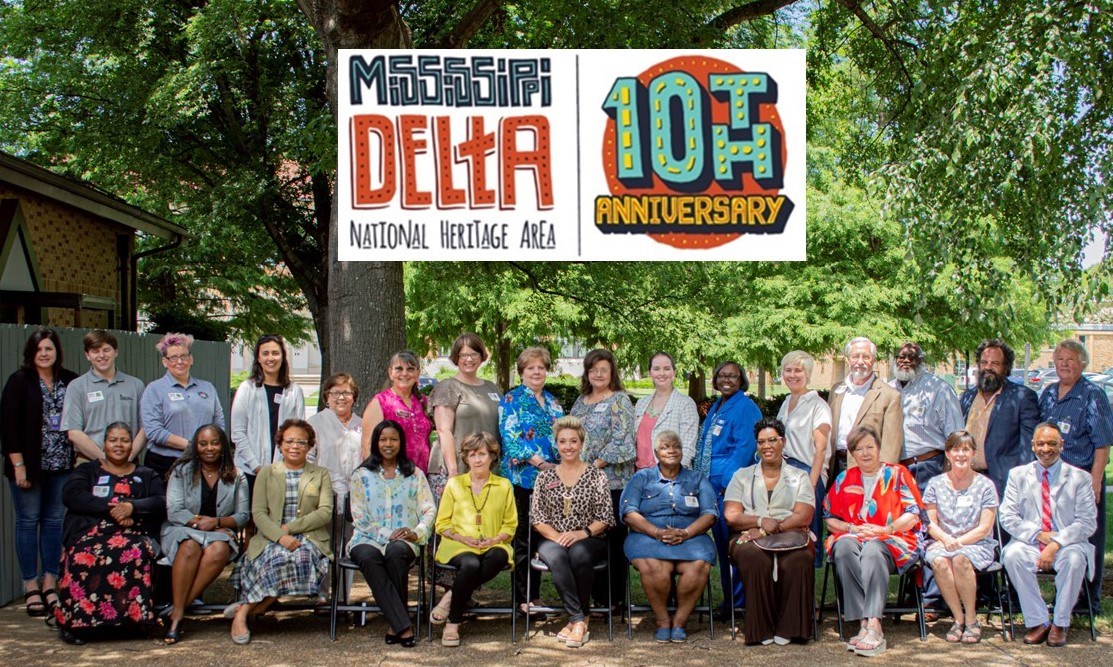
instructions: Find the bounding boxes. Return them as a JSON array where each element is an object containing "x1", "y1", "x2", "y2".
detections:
[
  {"x1": 557, "y1": 463, "x2": 586, "y2": 517},
  {"x1": 469, "y1": 478, "x2": 493, "y2": 536}
]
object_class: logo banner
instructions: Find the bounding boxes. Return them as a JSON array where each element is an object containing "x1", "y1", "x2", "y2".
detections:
[{"x1": 338, "y1": 49, "x2": 805, "y2": 261}]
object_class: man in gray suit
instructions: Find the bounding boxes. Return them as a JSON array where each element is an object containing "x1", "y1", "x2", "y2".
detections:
[{"x1": 1000, "y1": 422, "x2": 1097, "y2": 647}]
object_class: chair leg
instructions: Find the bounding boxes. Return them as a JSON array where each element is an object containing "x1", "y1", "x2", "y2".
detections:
[
  {"x1": 832, "y1": 563, "x2": 845, "y2": 642},
  {"x1": 626, "y1": 565, "x2": 633, "y2": 640},
  {"x1": 1085, "y1": 578, "x2": 1096, "y2": 641},
  {"x1": 728, "y1": 559, "x2": 736, "y2": 640},
  {"x1": 818, "y1": 560, "x2": 829, "y2": 624},
  {"x1": 607, "y1": 557, "x2": 614, "y2": 642},
  {"x1": 524, "y1": 564, "x2": 532, "y2": 642},
  {"x1": 708, "y1": 568, "x2": 715, "y2": 640},
  {"x1": 914, "y1": 571, "x2": 926, "y2": 641}
]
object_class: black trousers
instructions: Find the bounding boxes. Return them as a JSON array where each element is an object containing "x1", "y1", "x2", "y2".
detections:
[
  {"x1": 593, "y1": 488, "x2": 626, "y2": 608},
  {"x1": 511, "y1": 484, "x2": 541, "y2": 603},
  {"x1": 351, "y1": 541, "x2": 416, "y2": 634},
  {"x1": 447, "y1": 549, "x2": 509, "y2": 623},
  {"x1": 537, "y1": 537, "x2": 605, "y2": 622}
]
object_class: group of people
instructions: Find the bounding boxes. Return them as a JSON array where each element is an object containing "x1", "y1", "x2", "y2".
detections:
[{"x1": 1, "y1": 327, "x2": 1109, "y2": 653}]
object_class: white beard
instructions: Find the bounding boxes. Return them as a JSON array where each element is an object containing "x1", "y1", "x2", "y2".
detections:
[{"x1": 894, "y1": 367, "x2": 920, "y2": 383}]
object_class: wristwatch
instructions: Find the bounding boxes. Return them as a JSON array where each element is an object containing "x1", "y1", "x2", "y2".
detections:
[{"x1": 582, "y1": 527, "x2": 592, "y2": 538}]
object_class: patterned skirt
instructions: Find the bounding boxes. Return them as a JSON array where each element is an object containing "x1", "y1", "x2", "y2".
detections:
[
  {"x1": 235, "y1": 539, "x2": 328, "y2": 603},
  {"x1": 54, "y1": 521, "x2": 158, "y2": 632}
]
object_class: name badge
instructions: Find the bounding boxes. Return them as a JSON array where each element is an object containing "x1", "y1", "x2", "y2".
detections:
[
  {"x1": 1058, "y1": 420, "x2": 1072, "y2": 435},
  {"x1": 786, "y1": 475, "x2": 799, "y2": 486},
  {"x1": 97, "y1": 475, "x2": 111, "y2": 485},
  {"x1": 487, "y1": 392, "x2": 500, "y2": 401},
  {"x1": 47, "y1": 414, "x2": 62, "y2": 431},
  {"x1": 711, "y1": 424, "x2": 723, "y2": 436},
  {"x1": 273, "y1": 392, "x2": 284, "y2": 404},
  {"x1": 93, "y1": 485, "x2": 110, "y2": 498},
  {"x1": 87, "y1": 391, "x2": 104, "y2": 403},
  {"x1": 684, "y1": 495, "x2": 699, "y2": 508},
  {"x1": 956, "y1": 494, "x2": 974, "y2": 508},
  {"x1": 594, "y1": 403, "x2": 608, "y2": 413},
  {"x1": 168, "y1": 392, "x2": 185, "y2": 401}
]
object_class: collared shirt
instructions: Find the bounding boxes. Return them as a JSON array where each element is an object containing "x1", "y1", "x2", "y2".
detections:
[
  {"x1": 723, "y1": 462, "x2": 815, "y2": 520},
  {"x1": 776, "y1": 390, "x2": 832, "y2": 481},
  {"x1": 1037, "y1": 377, "x2": 1113, "y2": 470},
  {"x1": 619, "y1": 465, "x2": 718, "y2": 529},
  {"x1": 890, "y1": 370, "x2": 963, "y2": 459},
  {"x1": 141, "y1": 372, "x2": 225, "y2": 458},
  {"x1": 498, "y1": 384, "x2": 565, "y2": 489},
  {"x1": 1031, "y1": 459, "x2": 1064, "y2": 538},
  {"x1": 60, "y1": 368, "x2": 146, "y2": 448},
  {"x1": 835, "y1": 374, "x2": 872, "y2": 451},
  {"x1": 964, "y1": 388, "x2": 1001, "y2": 470}
]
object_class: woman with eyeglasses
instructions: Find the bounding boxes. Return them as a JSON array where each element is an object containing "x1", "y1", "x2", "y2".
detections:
[
  {"x1": 361, "y1": 351, "x2": 432, "y2": 474},
  {"x1": 429, "y1": 333, "x2": 502, "y2": 499},
  {"x1": 307, "y1": 373, "x2": 362, "y2": 506},
  {"x1": 231, "y1": 334, "x2": 306, "y2": 495},
  {"x1": 141, "y1": 333, "x2": 226, "y2": 479},
  {"x1": 226, "y1": 418, "x2": 333, "y2": 645},
  {"x1": 693, "y1": 360, "x2": 762, "y2": 613}
]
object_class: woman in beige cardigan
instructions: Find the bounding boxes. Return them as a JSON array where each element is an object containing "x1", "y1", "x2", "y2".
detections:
[{"x1": 227, "y1": 419, "x2": 333, "y2": 644}]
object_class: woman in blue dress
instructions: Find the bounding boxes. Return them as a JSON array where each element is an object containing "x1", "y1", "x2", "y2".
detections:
[
  {"x1": 693, "y1": 361, "x2": 761, "y2": 610},
  {"x1": 621, "y1": 430, "x2": 717, "y2": 643}
]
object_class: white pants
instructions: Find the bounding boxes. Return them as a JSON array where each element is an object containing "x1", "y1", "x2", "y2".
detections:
[{"x1": 1002, "y1": 540, "x2": 1088, "y2": 628}]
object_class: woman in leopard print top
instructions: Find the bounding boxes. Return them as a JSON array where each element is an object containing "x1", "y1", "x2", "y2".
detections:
[{"x1": 530, "y1": 416, "x2": 614, "y2": 648}]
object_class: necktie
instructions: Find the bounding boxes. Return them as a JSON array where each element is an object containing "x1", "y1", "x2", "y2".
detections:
[{"x1": 1040, "y1": 469, "x2": 1052, "y2": 551}]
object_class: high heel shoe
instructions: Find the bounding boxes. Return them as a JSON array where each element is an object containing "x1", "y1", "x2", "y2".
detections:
[{"x1": 164, "y1": 620, "x2": 184, "y2": 645}]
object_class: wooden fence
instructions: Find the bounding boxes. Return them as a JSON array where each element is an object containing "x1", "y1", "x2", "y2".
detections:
[{"x1": 0, "y1": 324, "x2": 230, "y2": 606}]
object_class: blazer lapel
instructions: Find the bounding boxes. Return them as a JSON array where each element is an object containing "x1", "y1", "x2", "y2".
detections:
[
  {"x1": 855, "y1": 381, "x2": 882, "y2": 426},
  {"x1": 830, "y1": 388, "x2": 845, "y2": 435}
]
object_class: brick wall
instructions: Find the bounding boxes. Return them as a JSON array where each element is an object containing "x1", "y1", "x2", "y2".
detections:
[{"x1": 1, "y1": 182, "x2": 123, "y2": 328}]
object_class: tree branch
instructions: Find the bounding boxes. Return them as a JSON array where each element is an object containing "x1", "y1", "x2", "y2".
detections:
[
  {"x1": 434, "y1": 0, "x2": 507, "y2": 49},
  {"x1": 696, "y1": 0, "x2": 802, "y2": 44},
  {"x1": 834, "y1": 0, "x2": 915, "y2": 120}
]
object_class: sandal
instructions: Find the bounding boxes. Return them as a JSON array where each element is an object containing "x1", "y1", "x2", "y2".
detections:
[
  {"x1": 853, "y1": 629, "x2": 887, "y2": 657},
  {"x1": 430, "y1": 592, "x2": 452, "y2": 625},
  {"x1": 441, "y1": 623, "x2": 461, "y2": 647},
  {"x1": 847, "y1": 627, "x2": 868, "y2": 651},
  {"x1": 555, "y1": 622, "x2": 574, "y2": 641},
  {"x1": 165, "y1": 619, "x2": 184, "y2": 645},
  {"x1": 945, "y1": 622, "x2": 964, "y2": 643},
  {"x1": 961, "y1": 621, "x2": 982, "y2": 644},
  {"x1": 565, "y1": 621, "x2": 589, "y2": 648},
  {"x1": 24, "y1": 589, "x2": 46, "y2": 617},
  {"x1": 42, "y1": 588, "x2": 59, "y2": 627}
]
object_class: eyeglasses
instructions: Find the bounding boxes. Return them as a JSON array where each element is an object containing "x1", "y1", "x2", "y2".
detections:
[
  {"x1": 458, "y1": 352, "x2": 481, "y2": 361},
  {"x1": 328, "y1": 391, "x2": 354, "y2": 398},
  {"x1": 282, "y1": 438, "x2": 309, "y2": 447},
  {"x1": 716, "y1": 373, "x2": 740, "y2": 381},
  {"x1": 391, "y1": 365, "x2": 416, "y2": 373},
  {"x1": 164, "y1": 354, "x2": 191, "y2": 363}
]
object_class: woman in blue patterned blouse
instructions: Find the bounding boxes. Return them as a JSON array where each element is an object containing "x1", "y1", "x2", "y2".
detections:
[
  {"x1": 348, "y1": 419, "x2": 436, "y2": 647},
  {"x1": 499, "y1": 347, "x2": 565, "y2": 611}
]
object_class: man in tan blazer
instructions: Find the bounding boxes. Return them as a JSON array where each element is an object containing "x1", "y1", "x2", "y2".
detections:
[{"x1": 827, "y1": 337, "x2": 903, "y2": 481}]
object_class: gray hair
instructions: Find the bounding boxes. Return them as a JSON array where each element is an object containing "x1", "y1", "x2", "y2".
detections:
[
  {"x1": 1054, "y1": 339, "x2": 1089, "y2": 368},
  {"x1": 780, "y1": 350, "x2": 815, "y2": 378},
  {"x1": 653, "y1": 429, "x2": 682, "y2": 452},
  {"x1": 844, "y1": 337, "x2": 877, "y2": 357}
]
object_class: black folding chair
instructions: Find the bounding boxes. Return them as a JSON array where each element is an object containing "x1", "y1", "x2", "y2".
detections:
[
  {"x1": 329, "y1": 495, "x2": 426, "y2": 641},
  {"x1": 522, "y1": 530, "x2": 614, "y2": 641},
  {"x1": 625, "y1": 560, "x2": 715, "y2": 639},
  {"x1": 427, "y1": 532, "x2": 517, "y2": 642}
]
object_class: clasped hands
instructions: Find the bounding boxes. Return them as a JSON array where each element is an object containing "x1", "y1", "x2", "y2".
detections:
[
  {"x1": 108, "y1": 500, "x2": 134, "y2": 527},
  {"x1": 654, "y1": 526, "x2": 689, "y2": 545}
]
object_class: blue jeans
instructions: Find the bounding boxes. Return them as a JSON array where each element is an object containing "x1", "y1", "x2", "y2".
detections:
[
  {"x1": 8, "y1": 470, "x2": 68, "y2": 582},
  {"x1": 784, "y1": 457, "x2": 826, "y2": 568}
]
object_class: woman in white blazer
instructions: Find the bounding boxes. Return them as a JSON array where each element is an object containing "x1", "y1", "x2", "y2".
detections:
[
  {"x1": 633, "y1": 352, "x2": 699, "y2": 469},
  {"x1": 231, "y1": 335, "x2": 305, "y2": 492}
]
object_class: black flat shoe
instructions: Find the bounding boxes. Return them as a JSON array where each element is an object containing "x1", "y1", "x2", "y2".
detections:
[{"x1": 60, "y1": 629, "x2": 86, "y2": 645}]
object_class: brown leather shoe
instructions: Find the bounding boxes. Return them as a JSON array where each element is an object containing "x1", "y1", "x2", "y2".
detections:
[
  {"x1": 1023, "y1": 624, "x2": 1051, "y2": 644},
  {"x1": 1047, "y1": 625, "x2": 1069, "y2": 647}
]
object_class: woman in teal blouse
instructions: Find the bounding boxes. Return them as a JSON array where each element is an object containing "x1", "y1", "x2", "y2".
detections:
[
  {"x1": 349, "y1": 419, "x2": 435, "y2": 647},
  {"x1": 499, "y1": 346, "x2": 564, "y2": 611}
]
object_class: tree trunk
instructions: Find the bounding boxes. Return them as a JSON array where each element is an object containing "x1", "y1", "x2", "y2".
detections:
[
  {"x1": 495, "y1": 317, "x2": 511, "y2": 392},
  {"x1": 688, "y1": 368, "x2": 707, "y2": 402},
  {"x1": 756, "y1": 365, "x2": 766, "y2": 398},
  {"x1": 298, "y1": 0, "x2": 411, "y2": 405}
]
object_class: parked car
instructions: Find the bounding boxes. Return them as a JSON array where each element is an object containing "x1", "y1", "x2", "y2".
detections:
[{"x1": 1027, "y1": 368, "x2": 1058, "y2": 391}]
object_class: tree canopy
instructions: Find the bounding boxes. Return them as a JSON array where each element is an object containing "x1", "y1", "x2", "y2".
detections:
[{"x1": 0, "y1": 0, "x2": 1100, "y2": 395}]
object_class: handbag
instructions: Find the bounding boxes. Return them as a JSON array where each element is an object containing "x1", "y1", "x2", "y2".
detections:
[{"x1": 753, "y1": 530, "x2": 809, "y2": 552}]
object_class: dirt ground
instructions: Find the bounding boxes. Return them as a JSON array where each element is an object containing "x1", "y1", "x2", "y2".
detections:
[{"x1": 2, "y1": 591, "x2": 1110, "y2": 667}]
